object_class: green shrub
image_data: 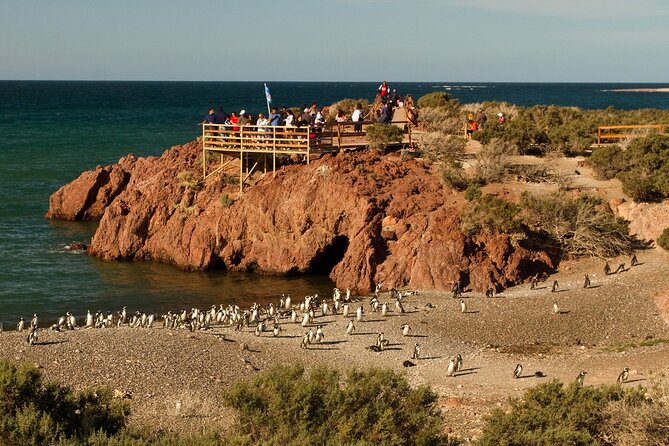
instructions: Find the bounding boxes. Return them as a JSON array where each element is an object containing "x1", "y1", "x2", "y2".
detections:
[
  {"x1": 0, "y1": 359, "x2": 129, "y2": 444},
  {"x1": 589, "y1": 145, "x2": 625, "y2": 180},
  {"x1": 219, "y1": 193, "x2": 235, "y2": 208},
  {"x1": 520, "y1": 192, "x2": 632, "y2": 258},
  {"x1": 464, "y1": 183, "x2": 482, "y2": 201},
  {"x1": 442, "y1": 164, "x2": 469, "y2": 192},
  {"x1": 478, "y1": 380, "x2": 646, "y2": 446},
  {"x1": 177, "y1": 171, "x2": 204, "y2": 192},
  {"x1": 222, "y1": 364, "x2": 452, "y2": 446},
  {"x1": 657, "y1": 227, "x2": 669, "y2": 251},
  {"x1": 460, "y1": 194, "x2": 520, "y2": 235},
  {"x1": 365, "y1": 123, "x2": 404, "y2": 152},
  {"x1": 417, "y1": 132, "x2": 467, "y2": 164},
  {"x1": 417, "y1": 92, "x2": 453, "y2": 109}
]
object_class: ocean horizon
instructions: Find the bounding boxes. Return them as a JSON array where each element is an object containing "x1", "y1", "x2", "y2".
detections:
[{"x1": 2, "y1": 80, "x2": 669, "y2": 328}]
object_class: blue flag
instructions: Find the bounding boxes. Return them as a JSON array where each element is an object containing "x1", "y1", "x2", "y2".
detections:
[{"x1": 264, "y1": 83, "x2": 272, "y2": 103}]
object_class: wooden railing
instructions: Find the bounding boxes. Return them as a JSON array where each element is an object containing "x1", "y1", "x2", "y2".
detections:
[{"x1": 596, "y1": 124, "x2": 669, "y2": 145}]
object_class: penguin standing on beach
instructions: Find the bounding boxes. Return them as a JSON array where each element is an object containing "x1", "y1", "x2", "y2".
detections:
[
  {"x1": 346, "y1": 320, "x2": 355, "y2": 335},
  {"x1": 17, "y1": 318, "x2": 25, "y2": 332},
  {"x1": 86, "y1": 310, "x2": 94, "y2": 328},
  {"x1": 576, "y1": 371, "x2": 587, "y2": 386},
  {"x1": 455, "y1": 354, "x2": 463, "y2": 372},
  {"x1": 381, "y1": 302, "x2": 389, "y2": 317},
  {"x1": 604, "y1": 261, "x2": 611, "y2": 276},
  {"x1": 631, "y1": 253, "x2": 639, "y2": 267},
  {"x1": 617, "y1": 367, "x2": 629, "y2": 383},
  {"x1": 583, "y1": 274, "x2": 591, "y2": 289},
  {"x1": 446, "y1": 357, "x2": 456, "y2": 377},
  {"x1": 513, "y1": 364, "x2": 523, "y2": 379},
  {"x1": 460, "y1": 299, "x2": 467, "y2": 314},
  {"x1": 412, "y1": 343, "x2": 421, "y2": 359},
  {"x1": 552, "y1": 301, "x2": 560, "y2": 315},
  {"x1": 356, "y1": 306, "x2": 364, "y2": 322},
  {"x1": 551, "y1": 280, "x2": 559, "y2": 293},
  {"x1": 401, "y1": 323, "x2": 411, "y2": 337}
]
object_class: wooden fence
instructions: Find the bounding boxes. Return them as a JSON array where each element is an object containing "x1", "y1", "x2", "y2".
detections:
[{"x1": 596, "y1": 124, "x2": 669, "y2": 145}]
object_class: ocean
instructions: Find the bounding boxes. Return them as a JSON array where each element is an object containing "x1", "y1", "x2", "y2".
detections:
[{"x1": 1, "y1": 81, "x2": 668, "y2": 328}]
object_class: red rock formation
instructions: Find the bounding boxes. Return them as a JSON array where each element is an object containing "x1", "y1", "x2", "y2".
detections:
[{"x1": 46, "y1": 141, "x2": 555, "y2": 293}]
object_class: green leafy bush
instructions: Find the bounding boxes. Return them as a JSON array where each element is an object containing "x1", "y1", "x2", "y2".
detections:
[
  {"x1": 222, "y1": 364, "x2": 452, "y2": 446},
  {"x1": 657, "y1": 227, "x2": 669, "y2": 251},
  {"x1": 365, "y1": 123, "x2": 404, "y2": 152},
  {"x1": 219, "y1": 193, "x2": 235, "y2": 208},
  {"x1": 442, "y1": 164, "x2": 469, "y2": 192},
  {"x1": 417, "y1": 92, "x2": 453, "y2": 109},
  {"x1": 478, "y1": 380, "x2": 646, "y2": 446},
  {"x1": 464, "y1": 183, "x2": 482, "y2": 201},
  {"x1": 460, "y1": 194, "x2": 520, "y2": 235},
  {"x1": 589, "y1": 145, "x2": 626, "y2": 180},
  {"x1": 417, "y1": 132, "x2": 467, "y2": 164},
  {"x1": 520, "y1": 192, "x2": 632, "y2": 258},
  {"x1": 0, "y1": 359, "x2": 129, "y2": 445}
]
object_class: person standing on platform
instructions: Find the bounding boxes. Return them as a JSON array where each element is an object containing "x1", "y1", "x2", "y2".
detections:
[
  {"x1": 378, "y1": 81, "x2": 390, "y2": 102},
  {"x1": 351, "y1": 103, "x2": 364, "y2": 132}
]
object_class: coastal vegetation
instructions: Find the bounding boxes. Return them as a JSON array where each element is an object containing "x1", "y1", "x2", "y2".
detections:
[{"x1": 366, "y1": 123, "x2": 404, "y2": 152}]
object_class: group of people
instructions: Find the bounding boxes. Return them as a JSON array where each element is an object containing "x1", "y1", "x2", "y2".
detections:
[
  {"x1": 377, "y1": 81, "x2": 403, "y2": 108},
  {"x1": 466, "y1": 110, "x2": 507, "y2": 138},
  {"x1": 203, "y1": 103, "x2": 328, "y2": 131}
]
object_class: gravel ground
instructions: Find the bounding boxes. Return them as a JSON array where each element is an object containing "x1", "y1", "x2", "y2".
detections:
[{"x1": 2, "y1": 249, "x2": 669, "y2": 442}]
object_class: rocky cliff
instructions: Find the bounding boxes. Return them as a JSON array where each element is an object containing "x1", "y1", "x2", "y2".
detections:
[{"x1": 46, "y1": 141, "x2": 554, "y2": 293}]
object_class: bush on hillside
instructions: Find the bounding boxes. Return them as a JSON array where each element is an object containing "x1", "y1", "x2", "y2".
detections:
[
  {"x1": 657, "y1": 227, "x2": 669, "y2": 251},
  {"x1": 417, "y1": 132, "x2": 467, "y2": 163},
  {"x1": 417, "y1": 91, "x2": 453, "y2": 109},
  {"x1": 460, "y1": 194, "x2": 520, "y2": 235},
  {"x1": 520, "y1": 192, "x2": 633, "y2": 258},
  {"x1": 0, "y1": 359, "x2": 129, "y2": 445},
  {"x1": 589, "y1": 145, "x2": 626, "y2": 180},
  {"x1": 477, "y1": 380, "x2": 646, "y2": 446},
  {"x1": 365, "y1": 123, "x2": 404, "y2": 152},
  {"x1": 474, "y1": 138, "x2": 517, "y2": 184},
  {"x1": 222, "y1": 364, "x2": 453, "y2": 446}
]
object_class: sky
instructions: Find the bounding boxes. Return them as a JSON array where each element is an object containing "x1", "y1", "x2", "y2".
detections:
[{"x1": 1, "y1": 0, "x2": 668, "y2": 82}]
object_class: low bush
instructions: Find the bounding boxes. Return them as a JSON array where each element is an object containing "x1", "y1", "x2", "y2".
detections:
[
  {"x1": 219, "y1": 193, "x2": 234, "y2": 208},
  {"x1": 477, "y1": 380, "x2": 646, "y2": 446},
  {"x1": 177, "y1": 171, "x2": 204, "y2": 192},
  {"x1": 222, "y1": 364, "x2": 453, "y2": 446},
  {"x1": 417, "y1": 132, "x2": 467, "y2": 164},
  {"x1": 657, "y1": 227, "x2": 669, "y2": 251},
  {"x1": 474, "y1": 138, "x2": 517, "y2": 184},
  {"x1": 442, "y1": 164, "x2": 469, "y2": 192},
  {"x1": 520, "y1": 192, "x2": 633, "y2": 258},
  {"x1": 365, "y1": 123, "x2": 404, "y2": 152},
  {"x1": 460, "y1": 194, "x2": 520, "y2": 235},
  {"x1": 0, "y1": 359, "x2": 129, "y2": 445},
  {"x1": 417, "y1": 91, "x2": 453, "y2": 109},
  {"x1": 464, "y1": 183, "x2": 482, "y2": 202}
]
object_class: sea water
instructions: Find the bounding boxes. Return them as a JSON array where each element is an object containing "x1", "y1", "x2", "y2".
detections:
[{"x1": 1, "y1": 80, "x2": 668, "y2": 327}]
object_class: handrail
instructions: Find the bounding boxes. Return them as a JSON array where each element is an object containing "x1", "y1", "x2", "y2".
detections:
[{"x1": 596, "y1": 124, "x2": 669, "y2": 144}]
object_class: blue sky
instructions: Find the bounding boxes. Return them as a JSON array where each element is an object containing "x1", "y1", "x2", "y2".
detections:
[{"x1": 1, "y1": 0, "x2": 668, "y2": 82}]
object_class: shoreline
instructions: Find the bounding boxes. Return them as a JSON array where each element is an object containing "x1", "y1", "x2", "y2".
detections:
[{"x1": 609, "y1": 87, "x2": 669, "y2": 93}]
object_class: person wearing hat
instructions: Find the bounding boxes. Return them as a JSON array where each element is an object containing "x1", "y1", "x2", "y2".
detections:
[{"x1": 497, "y1": 112, "x2": 506, "y2": 125}]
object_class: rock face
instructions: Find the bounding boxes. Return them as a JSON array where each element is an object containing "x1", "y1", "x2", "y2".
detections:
[{"x1": 46, "y1": 141, "x2": 555, "y2": 293}]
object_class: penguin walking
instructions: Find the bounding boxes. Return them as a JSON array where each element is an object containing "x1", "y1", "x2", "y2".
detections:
[
  {"x1": 615, "y1": 263, "x2": 625, "y2": 274},
  {"x1": 381, "y1": 302, "x2": 388, "y2": 317},
  {"x1": 583, "y1": 274, "x2": 591, "y2": 289},
  {"x1": 551, "y1": 280, "x2": 559, "y2": 293},
  {"x1": 395, "y1": 298, "x2": 405, "y2": 314},
  {"x1": 455, "y1": 354, "x2": 463, "y2": 372},
  {"x1": 346, "y1": 320, "x2": 355, "y2": 335},
  {"x1": 401, "y1": 323, "x2": 411, "y2": 337},
  {"x1": 273, "y1": 323, "x2": 281, "y2": 337},
  {"x1": 301, "y1": 312, "x2": 310, "y2": 327},
  {"x1": 315, "y1": 325, "x2": 324, "y2": 343},
  {"x1": 342, "y1": 304, "x2": 350, "y2": 318},
  {"x1": 446, "y1": 357, "x2": 456, "y2": 377},
  {"x1": 552, "y1": 301, "x2": 560, "y2": 315},
  {"x1": 576, "y1": 371, "x2": 587, "y2": 386},
  {"x1": 17, "y1": 318, "x2": 25, "y2": 332},
  {"x1": 356, "y1": 306, "x2": 364, "y2": 322},
  {"x1": 412, "y1": 343, "x2": 420, "y2": 360},
  {"x1": 604, "y1": 261, "x2": 611, "y2": 276},
  {"x1": 513, "y1": 363, "x2": 523, "y2": 379},
  {"x1": 300, "y1": 332, "x2": 309, "y2": 349},
  {"x1": 27, "y1": 326, "x2": 38, "y2": 346},
  {"x1": 530, "y1": 274, "x2": 539, "y2": 290},
  {"x1": 630, "y1": 253, "x2": 639, "y2": 267},
  {"x1": 460, "y1": 299, "x2": 467, "y2": 314},
  {"x1": 617, "y1": 367, "x2": 629, "y2": 383}
]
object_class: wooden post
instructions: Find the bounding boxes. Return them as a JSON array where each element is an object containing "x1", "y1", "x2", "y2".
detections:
[
  {"x1": 202, "y1": 125, "x2": 207, "y2": 180},
  {"x1": 239, "y1": 150, "x2": 243, "y2": 194}
]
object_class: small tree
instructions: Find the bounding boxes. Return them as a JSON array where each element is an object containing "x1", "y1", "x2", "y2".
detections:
[
  {"x1": 657, "y1": 227, "x2": 669, "y2": 251},
  {"x1": 365, "y1": 123, "x2": 404, "y2": 152}
]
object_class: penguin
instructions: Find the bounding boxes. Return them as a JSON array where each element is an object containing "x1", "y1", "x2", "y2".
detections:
[
  {"x1": 345, "y1": 288, "x2": 351, "y2": 302},
  {"x1": 301, "y1": 312, "x2": 310, "y2": 327},
  {"x1": 615, "y1": 263, "x2": 625, "y2": 274},
  {"x1": 307, "y1": 328, "x2": 315, "y2": 344},
  {"x1": 513, "y1": 364, "x2": 523, "y2": 379},
  {"x1": 485, "y1": 287, "x2": 494, "y2": 298},
  {"x1": 17, "y1": 318, "x2": 25, "y2": 332},
  {"x1": 291, "y1": 309, "x2": 298, "y2": 323},
  {"x1": 460, "y1": 299, "x2": 467, "y2": 314},
  {"x1": 617, "y1": 367, "x2": 629, "y2": 383},
  {"x1": 534, "y1": 371, "x2": 546, "y2": 378},
  {"x1": 342, "y1": 304, "x2": 350, "y2": 318},
  {"x1": 446, "y1": 357, "x2": 456, "y2": 377},
  {"x1": 315, "y1": 325, "x2": 324, "y2": 343},
  {"x1": 27, "y1": 326, "x2": 38, "y2": 346},
  {"x1": 300, "y1": 333, "x2": 309, "y2": 349},
  {"x1": 395, "y1": 298, "x2": 405, "y2": 314},
  {"x1": 552, "y1": 301, "x2": 560, "y2": 315},
  {"x1": 356, "y1": 306, "x2": 363, "y2": 322},
  {"x1": 604, "y1": 261, "x2": 611, "y2": 275},
  {"x1": 551, "y1": 280, "x2": 559, "y2": 293},
  {"x1": 412, "y1": 343, "x2": 420, "y2": 360},
  {"x1": 381, "y1": 302, "x2": 389, "y2": 317},
  {"x1": 285, "y1": 295, "x2": 292, "y2": 310},
  {"x1": 273, "y1": 323, "x2": 281, "y2": 337},
  {"x1": 322, "y1": 302, "x2": 329, "y2": 316},
  {"x1": 630, "y1": 253, "x2": 639, "y2": 267},
  {"x1": 530, "y1": 274, "x2": 539, "y2": 290},
  {"x1": 455, "y1": 353, "x2": 463, "y2": 372},
  {"x1": 147, "y1": 314, "x2": 155, "y2": 329},
  {"x1": 583, "y1": 274, "x2": 591, "y2": 289},
  {"x1": 31, "y1": 313, "x2": 38, "y2": 329},
  {"x1": 0, "y1": 321, "x2": 3, "y2": 332},
  {"x1": 576, "y1": 371, "x2": 587, "y2": 386},
  {"x1": 86, "y1": 310, "x2": 94, "y2": 328},
  {"x1": 346, "y1": 320, "x2": 355, "y2": 335},
  {"x1": 254, "y1": 321, "x2": 264, "y2": 337},
  {"x1": 121, "y1": 306, "x2": 128, "y2": 325},
  {"x1": 403, "y1": 360, "x2": 416, "y2": 367},
  {"x1": 401, "y1": 323, "x2": 410, "y2": 337},
  {"x1": 376, "y1": 332, "x2": 386, "y2": 348}
]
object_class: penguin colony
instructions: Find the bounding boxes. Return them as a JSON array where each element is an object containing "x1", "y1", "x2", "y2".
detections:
[{"x1": 5, "y1": 252, "x2": 642, "y2": 386}]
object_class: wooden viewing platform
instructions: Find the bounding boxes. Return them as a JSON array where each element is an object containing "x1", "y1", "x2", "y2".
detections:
[
  {"x1": 202, "y1": 118, "x2": 414, "y2": 191},
  {"x1": 596, "y1": 124, "x2": 669, "y2": 145}
]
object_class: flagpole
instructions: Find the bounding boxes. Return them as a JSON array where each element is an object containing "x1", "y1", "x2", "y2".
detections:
[{"x1": 264, "y1": 83, "x2": 271, "y2": 115}]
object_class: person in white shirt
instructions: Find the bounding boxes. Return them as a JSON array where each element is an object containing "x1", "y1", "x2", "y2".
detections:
[{"x1": 351, "y1": 103, "x2": 364, "y2": 132}]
